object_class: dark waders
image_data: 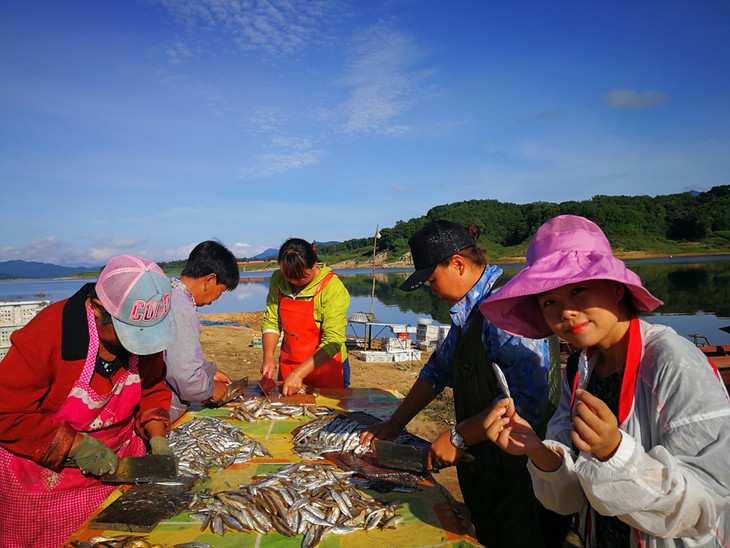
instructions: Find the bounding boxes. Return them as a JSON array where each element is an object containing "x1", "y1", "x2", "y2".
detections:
[{"x1": 453, "y1": 314, "x2": 547, "y2": 548}]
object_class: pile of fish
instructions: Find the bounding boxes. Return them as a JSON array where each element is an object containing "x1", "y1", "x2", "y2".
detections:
[
  {"x1": 169, "y1": 416, "x2": 272, "y2": 478},
  {"x1": 70, "y1": 535, "x2": 153, "y2": 548},
  {"x1": 71, "y1": 537, "x2": 210, "y2": 548},
  {"x1": 188, "y1": 461, "x2": 403, "y2": 546},
  {"x1": 228, "y1": 399, "x2": 335, "y2": 422},
  {"x1": 291, "y1": 413, "x2": 369, "y2": 459}
]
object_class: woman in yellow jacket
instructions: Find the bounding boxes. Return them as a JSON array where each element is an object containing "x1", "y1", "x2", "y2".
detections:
[{"x1": 260, "y1": 238, "x2": 350, "y2": 396}]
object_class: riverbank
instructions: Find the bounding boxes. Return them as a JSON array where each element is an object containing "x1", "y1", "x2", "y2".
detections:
[{"x1": 242, "y1": 250, "x2": 730, "y2": 273}]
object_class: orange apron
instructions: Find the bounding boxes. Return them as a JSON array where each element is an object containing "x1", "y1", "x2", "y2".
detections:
[{"x1": 278, "y1": 272, "x2": 344, "y2": 388}]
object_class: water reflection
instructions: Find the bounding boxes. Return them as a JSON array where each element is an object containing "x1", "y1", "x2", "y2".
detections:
[{"x1": 2, "y1": 259, "x2": 730, "y2": 345}]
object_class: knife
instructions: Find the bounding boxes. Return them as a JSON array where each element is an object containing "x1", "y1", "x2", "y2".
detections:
[
  {"x1": 373, "y1": 440, "x2": 475, "y2": 473},
  {"x1": 218, "y1": 376, "x2": 249, "y2": 406},
  {"x1": 65, "y1": 454, "x2": 179, "y2": 483},
  {"x1": 100, "y1": 454, "x2": 178, "y2": 483},
  {"x1": 258, "y1": 375, "x2": 278, "y2": 401}
]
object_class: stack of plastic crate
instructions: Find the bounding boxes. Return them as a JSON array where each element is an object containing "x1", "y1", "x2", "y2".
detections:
[
  {"x1": 0, "y1": 301, "x2": 51, "y2": 361},
  {"x1": 416, "y1": 318, "x2": 440, "y2": 350}
]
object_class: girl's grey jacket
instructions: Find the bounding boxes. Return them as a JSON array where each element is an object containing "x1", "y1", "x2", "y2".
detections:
[{"x1": 529, "y1": 320, "x2": 730, "y2": 547}]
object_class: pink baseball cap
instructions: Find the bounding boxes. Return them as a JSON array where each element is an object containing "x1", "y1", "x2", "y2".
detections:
[
  {"x1": 96, "y1": 255, "x2": 177, "y2": 354},
  {"x1": 479, "y1": 215, "x2": 663, "y2": 339}
]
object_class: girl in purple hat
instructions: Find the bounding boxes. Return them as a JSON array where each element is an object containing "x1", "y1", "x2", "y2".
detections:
[{"x1": 479, "y1": 215, "x2": 730, "y2": 548}]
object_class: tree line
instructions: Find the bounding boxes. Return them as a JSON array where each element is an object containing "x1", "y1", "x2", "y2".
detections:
[{"x1": 318, "y1": 186, "x2": 730, "y2": 262}]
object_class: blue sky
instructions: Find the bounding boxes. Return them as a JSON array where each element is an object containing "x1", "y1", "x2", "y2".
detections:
[{"x1": 1, "y1": 1, "x2": 728, "y2": 266}]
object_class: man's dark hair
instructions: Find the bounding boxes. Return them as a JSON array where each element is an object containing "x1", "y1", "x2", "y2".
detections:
[
  {"x1": 181, "y1": 240, "x2": 240, "y2": 290},
  {"x1": 278, "y1": 238, "x2": 318, "y2": 280}
]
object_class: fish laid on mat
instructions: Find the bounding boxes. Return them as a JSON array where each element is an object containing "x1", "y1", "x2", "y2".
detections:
[
  {"x1": 187, "y1": 461, "x2": 403, "y2": 546},
  {"x1": 291, "y1": 413, "x2": 372, "y2": 459},
  {"x1": 169, "y1": 416, "x2": 272, "y2": 478},
  {"x1": 228, "y1": 399, "x2": 335, "y2": 422},
  {"x1": 70, "y1": 535, "x2": 152, "y2": 548}
]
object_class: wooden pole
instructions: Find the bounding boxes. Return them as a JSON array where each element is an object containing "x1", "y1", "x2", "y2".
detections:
[{"x1": 370, "y1": 225, "x2": 379, "y2": 315}]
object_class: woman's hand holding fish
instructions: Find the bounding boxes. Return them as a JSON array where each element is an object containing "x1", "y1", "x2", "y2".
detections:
[
  {"x1": 282, "y1": 369, "x2": 304, "y2": 396},
  {"x1": 571, "y1": 389, "x2": 622, "y2": 461},
  {"x1": 359, "y1": 417, "x2": 403, "y2": 448}
]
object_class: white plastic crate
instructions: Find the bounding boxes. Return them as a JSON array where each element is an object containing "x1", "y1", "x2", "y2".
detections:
[
  {"x1": 358, "y1": 350, "x2": 390, "y2": 363},
  {"x1": 0, "y1": 326, "x2": 19, "y2": 348},
  {"x1": 0, "y1": 301, "x2": 50, "y2": 327},
  {"x1": 389, "y1": 324, "x2": 407, "y2": 335},
  {"x1": 417, "y1": 340, "x2": 439, "y2": 351},
  {"x1": 391, "y1": 350, "x2": 422, "y2": 363},
  {"x1": 416, "y1": 324, "x2": 439, "y2": 342},
  {"x1": 0, "y1": 347, "x2": 7, "y2": 361},
  {"x1": 381, "y1": 337, "x2": 410, "y2": 352}
]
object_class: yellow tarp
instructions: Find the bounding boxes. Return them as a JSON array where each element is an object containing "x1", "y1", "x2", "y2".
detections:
[{"x1": 64, "y1": 387, "x2": 480, "y2": 548}]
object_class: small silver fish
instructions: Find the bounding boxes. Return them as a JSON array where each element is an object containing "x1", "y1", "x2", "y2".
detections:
[{"x1": 492, "y1": 362, "x2": 511, "y2": 398}]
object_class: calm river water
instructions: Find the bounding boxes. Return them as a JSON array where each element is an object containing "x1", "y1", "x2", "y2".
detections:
[{"x1": 3, "y1": 257, "x2": 730, "y2": 346}]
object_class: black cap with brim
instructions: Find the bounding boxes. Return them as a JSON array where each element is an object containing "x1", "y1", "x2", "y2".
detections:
[
  {"x1": 399, "y1": 220, "x2": 477, "y2": 292},
  {"x1": 399, "y1": 264, "x2": 439, "y2": 292}
]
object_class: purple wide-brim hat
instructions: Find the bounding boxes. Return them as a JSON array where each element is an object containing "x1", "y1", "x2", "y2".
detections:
[{"x1": 479, "y1": 215, "x2": 663, "y2": 339}]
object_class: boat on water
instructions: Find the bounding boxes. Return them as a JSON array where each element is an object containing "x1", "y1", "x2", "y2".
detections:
[{"x1": 690, "y1": 333, "x2": 730, "y2": 390}]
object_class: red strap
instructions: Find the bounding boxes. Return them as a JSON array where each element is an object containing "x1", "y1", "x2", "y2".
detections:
[
  {"x1": 569, "y1": 370, "x2": 580, "y2": 414},
  {"x1": 618, "y1": 317, "x2": 642, "y2": 425},
  {"x1": 313, "y1": 272, "x2": 335, "y2": 297}
]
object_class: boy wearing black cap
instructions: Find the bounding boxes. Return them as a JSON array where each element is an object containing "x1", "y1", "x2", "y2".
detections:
[{"x1": 361, "y1": 220, "x2": 563, "y2": 548}]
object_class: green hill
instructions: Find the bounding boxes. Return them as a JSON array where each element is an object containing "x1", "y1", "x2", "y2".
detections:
[{"x1": 317, "y1": 186, "x2": 730, "y2": 265}]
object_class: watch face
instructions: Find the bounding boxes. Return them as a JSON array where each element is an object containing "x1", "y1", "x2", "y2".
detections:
[{"x1": 450, "y1": 427, "x2": 465, "y2": 449}]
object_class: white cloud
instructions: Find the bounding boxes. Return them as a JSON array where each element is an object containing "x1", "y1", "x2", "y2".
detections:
[
  {"x1": 166, "y1": 40, "x2": 194, "y2": 64},
  {"x1": 600, "y1": 89, "x2": 669, "y2": 109},
  {"x1": 239, "y1": 149, "x2": 323, "y2": 179},
  {"x1": 339, "y1": 22, "x2": 430, "y2": 134},
  {"x1": 157, "y1": 0, "x2": 345, "y2": 56},
  {"x1": 0, "y1": 237, "x2": 149, "y2": 267}
]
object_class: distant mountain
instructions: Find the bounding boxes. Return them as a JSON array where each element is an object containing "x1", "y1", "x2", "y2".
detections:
[
  {"x1": 250, "y1": 248, "x2": 279, "y2": 261},
  {"x1": 248, "y1": 241, "x2": 341, "y2": 261},
  {"x1": 0, "y1": 260, "x2": 98, "y2": 280}
]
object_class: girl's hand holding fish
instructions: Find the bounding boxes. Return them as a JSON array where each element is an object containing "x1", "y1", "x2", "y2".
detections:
[
  {"x1": 485, "y1": 399, "x2": 540, "y2": 455},
  {"x1": 485, "y1": 399, "x2": 563, "y2": 472},
  {"x1": 571, "y1": 389, "x2": 622, "y2": 461}
]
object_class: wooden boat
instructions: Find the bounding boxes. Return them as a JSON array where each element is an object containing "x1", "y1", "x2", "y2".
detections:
[{"x1": 690, "y1": 334, "x2": 730, "y2": 390}]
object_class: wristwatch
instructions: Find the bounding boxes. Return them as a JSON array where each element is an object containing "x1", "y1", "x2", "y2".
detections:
[{"x1": 450, "y1": 426, "x2": 468, "y2": 450}]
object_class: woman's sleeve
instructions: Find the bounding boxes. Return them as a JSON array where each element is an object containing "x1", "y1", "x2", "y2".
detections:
[
  {"x1": 317, "y1": 278, "x2": 349, "y2": 358},
  {"x1": 527, "y1": 373, "x2": 588, "y2": 514},
  {"x1": 261, "y1": 270, "x2": 282, "y2": 335},
  {"x1": 163, "y1": 297, "x2": 216, "y2": 403},
  {"x1": 0, "y1": 332, "x2": 76, "y2": 465},
  {"x1": 135, "y1": 352, "x2": 172, "y2": 438},
  {"x1": 417, "y1": 324, "x2": 459, "y2": 392}
]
